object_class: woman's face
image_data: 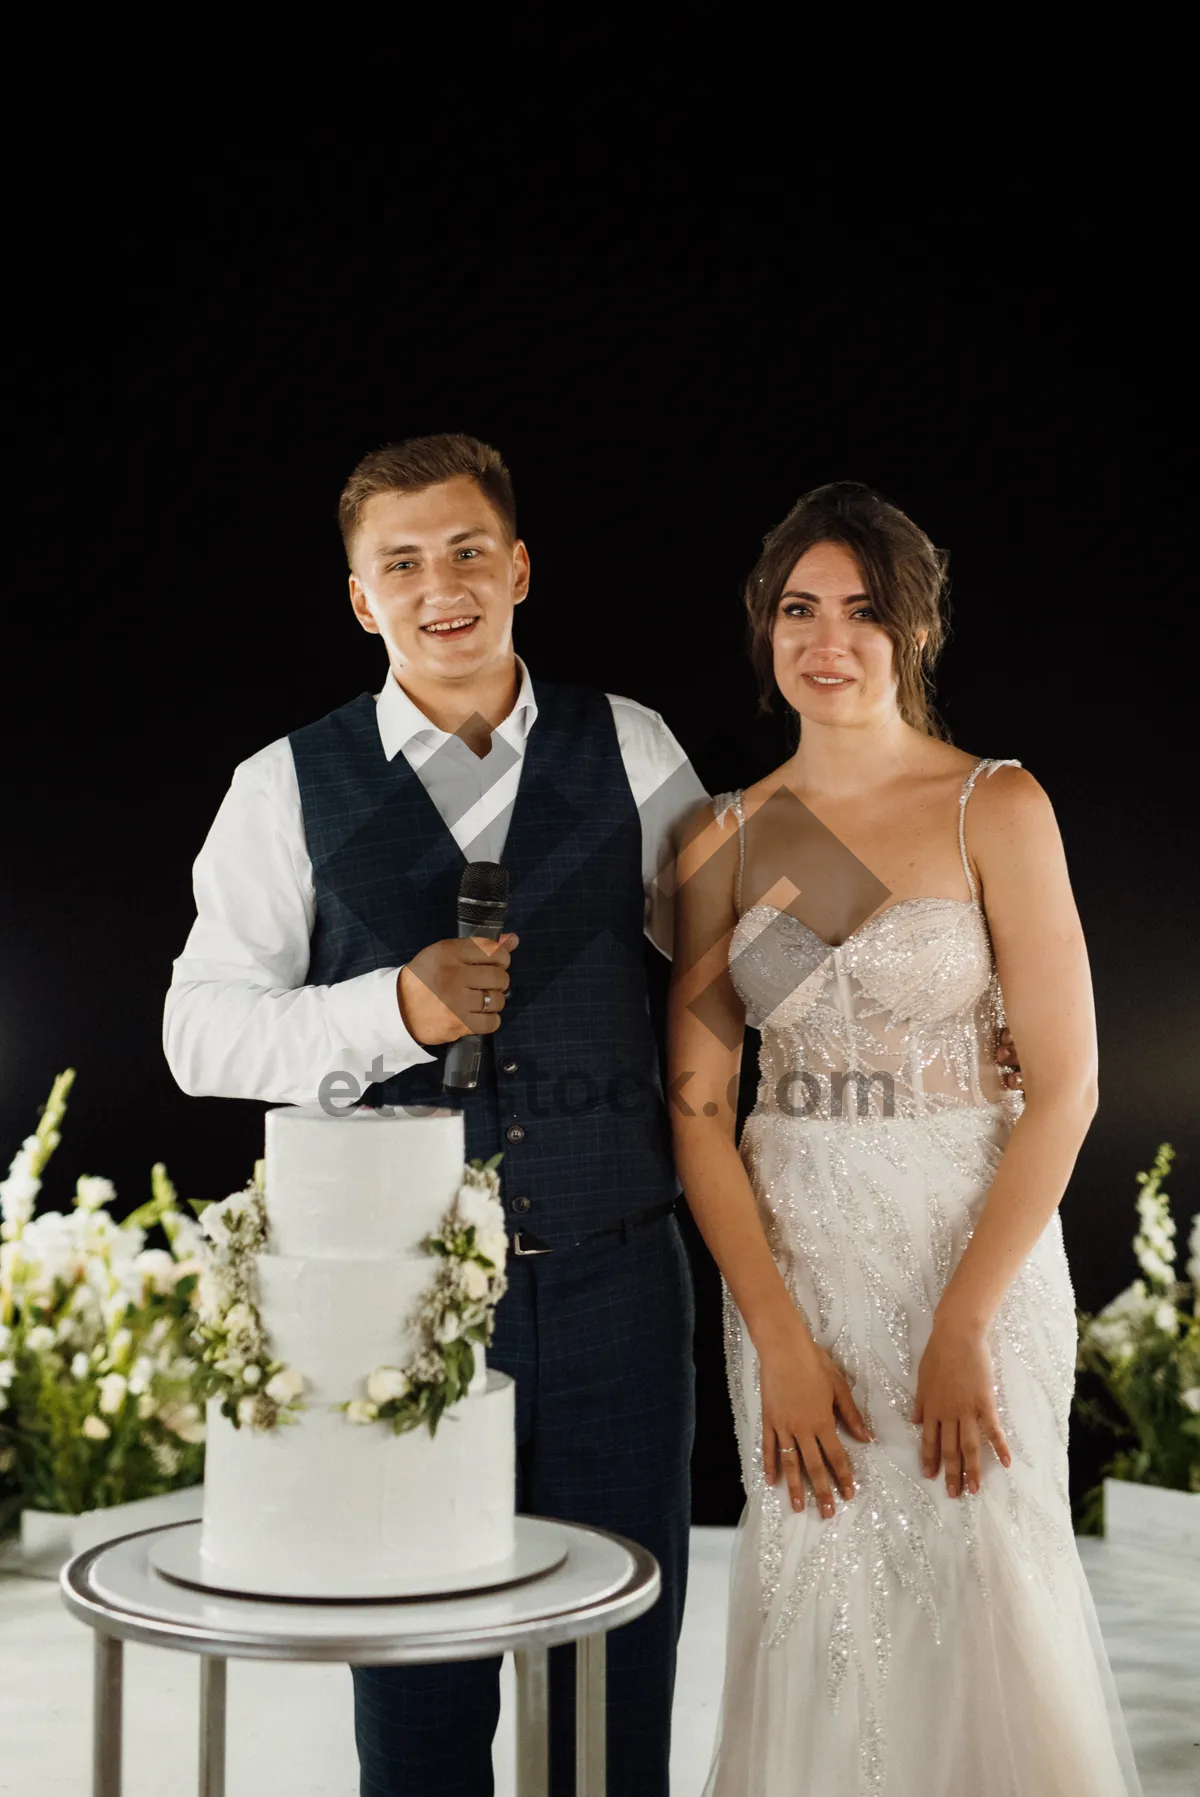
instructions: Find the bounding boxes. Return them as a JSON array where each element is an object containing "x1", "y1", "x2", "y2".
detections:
[{"x1": 772, "y1": 540, "x2": 901, "y2": 729}]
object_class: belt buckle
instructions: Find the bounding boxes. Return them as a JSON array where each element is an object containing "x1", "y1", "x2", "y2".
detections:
[{"x1": 512, "y1": 1229, "x2": 553, "y2": 1257}]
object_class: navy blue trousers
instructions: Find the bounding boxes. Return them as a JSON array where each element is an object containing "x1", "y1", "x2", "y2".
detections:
[{"x1": 351, "y1": 1213, "x2": 695, "y2": 1796}]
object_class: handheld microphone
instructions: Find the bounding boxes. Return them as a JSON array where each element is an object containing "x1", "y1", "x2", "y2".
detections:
[{"x1": 442, "y1": 861, "x2": 511, "y2": 1093}]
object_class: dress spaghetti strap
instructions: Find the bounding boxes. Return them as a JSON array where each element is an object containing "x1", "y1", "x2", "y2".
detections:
[
  {"x1": 958, "y1": 758, "x2": 1022, "y2": 904},
  {"x1": 712, "y1": 789, "x2": 746, "y2": 916}
]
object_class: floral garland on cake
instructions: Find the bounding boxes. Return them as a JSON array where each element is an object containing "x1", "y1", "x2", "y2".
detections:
[
  {"x1": 342, "y1": 1154, "x2": 507, "y2": 1438},
  {"x1": 192, "y1": 1163, "x2": 307, "y2": 1432}
]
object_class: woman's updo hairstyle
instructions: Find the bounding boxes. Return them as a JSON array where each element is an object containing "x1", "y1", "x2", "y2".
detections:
[{"x1": 743, "y1": 480, "x2": 948, "y2": 737}]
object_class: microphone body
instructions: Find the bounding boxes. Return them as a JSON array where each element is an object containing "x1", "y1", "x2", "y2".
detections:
[{"x1": 442, "y1": 864, "x2": 510, "y2": 1093}]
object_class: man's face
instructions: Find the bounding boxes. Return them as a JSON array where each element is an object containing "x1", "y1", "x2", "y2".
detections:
[{"x1": 348, "y1": 476, "x2": 530, "y2": 691}]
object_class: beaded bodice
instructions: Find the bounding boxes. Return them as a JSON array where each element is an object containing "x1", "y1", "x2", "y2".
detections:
[{"x1": 716, "y1": 759, "x2": 1022, "y2": 1124}]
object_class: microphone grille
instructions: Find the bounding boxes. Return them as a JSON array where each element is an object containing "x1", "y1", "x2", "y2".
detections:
[{"x1": 458, "y1": 861, "x2": 510, "y2": 905}]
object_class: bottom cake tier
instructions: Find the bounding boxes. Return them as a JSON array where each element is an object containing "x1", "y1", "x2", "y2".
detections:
[{"x1": 199, "y1": 1370, "x2": 515, "y2": 1596}]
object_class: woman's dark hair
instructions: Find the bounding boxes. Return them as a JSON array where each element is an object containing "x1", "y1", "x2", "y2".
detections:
[{"x1": 744, "y1": 480, "x2": 948, "y2": 737}]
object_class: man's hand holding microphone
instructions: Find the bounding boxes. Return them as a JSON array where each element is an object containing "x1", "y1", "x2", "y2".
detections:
[
  {"x1": 395, "y1": 863, "x2": 516, "y2": 1092},
  {"x1": 397, "y1": 933, "x2": 518, "y2": 1045}
]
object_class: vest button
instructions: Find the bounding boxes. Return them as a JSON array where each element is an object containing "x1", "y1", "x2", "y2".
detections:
[
  {"x1": 506, "y1": 1124, "x2": 526, "y2": 1144},
  {"x1": 512, "y1": 1195, "x2": 532, "y2": 1214},
  {"x1": 500, "y1": 1058, "x2": 518, "y2": 1075}
]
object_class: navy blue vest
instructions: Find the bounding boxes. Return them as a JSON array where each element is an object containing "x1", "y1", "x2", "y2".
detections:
[{"x1": 288, "y1": 680, "x2": 680, "y2": 1247}]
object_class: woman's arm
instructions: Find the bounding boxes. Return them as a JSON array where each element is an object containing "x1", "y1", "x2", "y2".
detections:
[
  {"x1": 915, "y1": 766, "x2": 1098, "y2": 1495},
  {"x1": 668, "y1": 799, "x2": 869, "y2": 1517}
]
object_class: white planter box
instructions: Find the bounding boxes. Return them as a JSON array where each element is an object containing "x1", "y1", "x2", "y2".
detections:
[
  {"x1": 1104, "y1": 1477, "x2": 1200, "y2": 1562},
  {"x1": 7, "y1": 1483, "x2": 204, "y2": 1579}
]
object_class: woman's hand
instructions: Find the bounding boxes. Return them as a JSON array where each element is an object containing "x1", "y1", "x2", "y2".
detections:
[
  {"x1": 913, "y1": 1317, "x2": 1012, "y2": 1497},
  {"x1": 759, "y1": 1318, "x2": 873, "y2": 1519}
]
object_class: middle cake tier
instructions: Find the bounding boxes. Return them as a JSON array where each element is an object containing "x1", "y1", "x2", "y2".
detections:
[{"x1": 255, "y1": 1252, "x2": 487, "y2": 1404}]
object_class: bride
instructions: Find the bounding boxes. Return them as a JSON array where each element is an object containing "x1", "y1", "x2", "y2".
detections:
[{"x1": 669, "y1": 482, "x2": 1141, "y2": 1795}]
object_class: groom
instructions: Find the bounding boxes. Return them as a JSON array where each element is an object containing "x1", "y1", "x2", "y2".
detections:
[{"x1": 163, "y1": 433, "x2": 708, "y2": 1795}]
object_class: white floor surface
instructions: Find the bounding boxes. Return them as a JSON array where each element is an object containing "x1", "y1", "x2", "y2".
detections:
[{"x1": 1, "y1": 1527, "x2": 1196, "y2": 1794}]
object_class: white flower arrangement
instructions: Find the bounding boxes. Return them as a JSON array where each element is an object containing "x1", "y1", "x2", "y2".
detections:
[
  {"x1": 342, "y1": 1155, "x2": 507, "y2": 1438},
  {"x1": 1077, "y1": 1143, "x2": 1200, "y2": 1512},
  {"x1": 190, "y1": 1166, "x2": 307, "y2": 1433},
  {"x1": 0, "y1": 1072, "x2": 208, "y2": 1527}
]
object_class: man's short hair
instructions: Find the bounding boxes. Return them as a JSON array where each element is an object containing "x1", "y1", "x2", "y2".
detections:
[{"x1": 338, "y1": 433, "x2": 517, "y2": 563}]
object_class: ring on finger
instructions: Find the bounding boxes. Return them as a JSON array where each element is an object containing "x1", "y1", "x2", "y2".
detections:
[
  {"x1": 779, "y1": 1445, "x2": 798, "y2": 1455},
  {"x1": 482, "y1": 992, "x2": 492, "y2": 1010}
]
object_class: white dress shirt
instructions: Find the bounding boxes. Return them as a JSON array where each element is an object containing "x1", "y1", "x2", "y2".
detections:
[{"x1": 163, "y1": 659, "x2": 709, "y2": 1105}]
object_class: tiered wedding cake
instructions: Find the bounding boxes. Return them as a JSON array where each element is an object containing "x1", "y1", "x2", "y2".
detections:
[{"x1": 196, "y1": 1103, "x2": 516, "y2": 1598}]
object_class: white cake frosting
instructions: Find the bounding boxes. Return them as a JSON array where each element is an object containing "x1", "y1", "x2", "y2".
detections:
[{"x1": 198, "y1": 1103, "x2": 516, "y2": 1597}]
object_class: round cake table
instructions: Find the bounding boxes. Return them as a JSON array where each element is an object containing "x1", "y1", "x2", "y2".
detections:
[{"x1": 60, "y1": 1516, "x2": 661, "y2": 1797}]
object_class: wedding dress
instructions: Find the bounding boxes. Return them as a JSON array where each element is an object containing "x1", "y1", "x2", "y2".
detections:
[{"x1": 704, "y1": 760, "x2": 1141, "y2": 1797}]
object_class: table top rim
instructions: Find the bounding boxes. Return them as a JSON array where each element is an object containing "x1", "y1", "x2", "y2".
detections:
[{"x1": 59, "y1": 1516, "x2": 662, "y2": 1662}]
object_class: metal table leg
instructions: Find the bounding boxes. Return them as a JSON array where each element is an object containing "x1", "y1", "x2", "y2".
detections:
[
  {"x1": 514, "y1": 1646, "x2": 549, "y2": 1797},
  {"x1": 93, "y1": 1633, "x2": 123, "y2": 1797},
  {"x1": 575, "y1": 1632, "x2": 607, "y2": 1796},
  {"x1": 199, "y1": 1657, "x2": 227, "y2": 1797}
]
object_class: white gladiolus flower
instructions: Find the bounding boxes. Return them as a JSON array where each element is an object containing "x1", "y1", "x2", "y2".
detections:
[
  {"x1": 127, "y1": 1356, "x2": 155, "y2": 1396},
  {"x1": 82, "y1": 1415, "x2": 111, "y2": 1441},
  {"x1": 1180, "y1": 1387, "x2": 1200, "y2": 1414},
  {"x1": 97, "y1": 1373, "x2": 128, "y2": 1415},
  {"x1": 26, "y1": 1324, "x2": 56, "y2": 1353},
  {"x1": 134, "y1": 1249, "x2": 179, "y2": 1295},
  {"x1": 158, "y1": 1400, "x2": 205, "y2": 1443},
  {"x1": 265, "y1": 1366, "x2": 305, "y2": 1405},
  {"x1": 138, "y1": 1393, "x2": 157, "y2": 1419},
  {"x1": 71, "y1": 1352, "x2": 92, "y2": 1379},
  {"x1": 345, "y1": 1399, "x2": 379, "y2": 1425},
  {"x1": 0, "y1": 1323, "x2": 11, "y2": 1353},
  {"x1": 109, "y1": 1327, "x2": 133, "y2": 1362},
  {"x1": 0, "y1": 1141, "x2": 42, "y2": 1226},
  {"x1": 367, "y1": 1366, "x2": 410, "y2": 1405},
  {"x1": 0, "y1": 1359, "x2": 15, "y2": 1390},
  {"x1": 1187, "y1": 1214, "x2": 1200, "y2": 1299},
  {"x1": 1153, "y1": 1300, "x2": 1178, "y2": 1334},
  {"x1": 75, "y1": 1175, "x2": 117, "y2": 1213},
  {"x1": 151, "y1": 1440, "x2": 183, "y2": 1476}
]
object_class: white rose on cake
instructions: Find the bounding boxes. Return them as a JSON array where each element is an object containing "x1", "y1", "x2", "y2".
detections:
[
  {"x1": 436, "y1": 1310, "x2": 465, "y2": 1344},
  {"x1": 265, "y1": 1366, "x2": 306, "y2": 1406},
  {"x1": 197, "y1": 1263, "x2": 234, "y2": 1322},
  {"x1": 478, "y1": 1230, "x2": 508, "y2": 1270},
  {"x1": 346, "y1": 1399, "x2": 379, "y2": 1425},
  {"x1": 366, "y1": 1366, "x2": 410, "y2": 1405},
  {"x1": 458, "y1": 1261, "x2": 491, "y2": 1302},
  {"x1": 456, "y1": 1183, "x2": 505, "y2": 1238}
]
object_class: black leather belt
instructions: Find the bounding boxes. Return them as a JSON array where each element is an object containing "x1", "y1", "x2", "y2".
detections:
[{"x1": 512, "y1": 1196, "x2": 679, "y2": 1257}]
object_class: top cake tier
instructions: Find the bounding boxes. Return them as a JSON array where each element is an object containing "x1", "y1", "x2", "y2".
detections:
[{"x1": 265, "y1": 1103, "x2": 466, "y2": 1258}]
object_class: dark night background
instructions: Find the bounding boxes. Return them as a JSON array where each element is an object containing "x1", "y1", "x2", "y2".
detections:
[{"x1": 2, "y1": 97, "x2": 1192, "y2": 1523}]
